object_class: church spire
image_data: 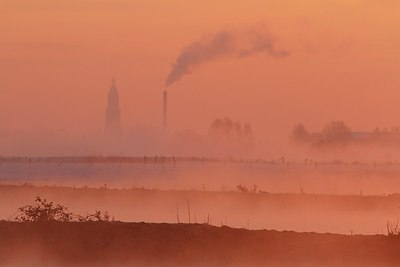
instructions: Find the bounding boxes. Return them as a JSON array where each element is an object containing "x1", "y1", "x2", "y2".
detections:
[{"x1": 105, "y1": 77, "x2": 121, "y2": 136}]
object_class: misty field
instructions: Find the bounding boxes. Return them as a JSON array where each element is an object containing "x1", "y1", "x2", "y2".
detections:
[
  {"x1": 2, "y1": 159, "x2": 400, "y2": 234},
  {"x1": 2, "y1": 160, "x2": 400, "y2": 266},
  {"x1": 2, "y1": 158, "x2": 400, "y2": 194}
]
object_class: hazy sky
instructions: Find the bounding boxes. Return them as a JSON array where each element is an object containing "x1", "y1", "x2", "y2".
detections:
[{"x1": 1, "y1": 0, "x2": 400, "y2": 147}]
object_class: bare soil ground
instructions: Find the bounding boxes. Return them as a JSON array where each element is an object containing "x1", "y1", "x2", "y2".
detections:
[{"x1": 0, "y1": 221, "x2": 399, "y2": 267}]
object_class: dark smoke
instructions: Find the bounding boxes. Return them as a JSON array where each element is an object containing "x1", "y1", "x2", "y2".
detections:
[{"x1": 165, "y1": 25, "x2": 289, "y2": 87}]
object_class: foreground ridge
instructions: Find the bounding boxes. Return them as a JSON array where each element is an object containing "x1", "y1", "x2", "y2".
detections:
[{"x1": 0, "y1": 221, "x2": 399, "y2": 267}]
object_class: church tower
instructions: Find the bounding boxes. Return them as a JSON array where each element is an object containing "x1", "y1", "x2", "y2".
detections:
[{"x1": 105, "y1": 78, "x2": 121, "y2": 136}]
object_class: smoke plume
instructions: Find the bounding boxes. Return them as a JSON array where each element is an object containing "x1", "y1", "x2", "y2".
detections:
[{"x1": 165, "y1": 25, "x2": 289, "y2": 87}]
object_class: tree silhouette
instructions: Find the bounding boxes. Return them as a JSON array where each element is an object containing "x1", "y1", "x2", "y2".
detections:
[
  {"x1": 291, "y1": 123, "x2": 309, "y2": 142},
  {"x1": 322, "y1": 121, "x2": 351, "y2": 142}
]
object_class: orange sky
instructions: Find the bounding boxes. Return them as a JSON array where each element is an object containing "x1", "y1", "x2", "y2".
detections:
[{"x1": 1, "y1": 0, "x2": 400, "y2": 155}]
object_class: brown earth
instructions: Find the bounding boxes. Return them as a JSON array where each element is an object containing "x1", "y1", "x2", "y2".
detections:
[{"x1": 0, "y1": 221, "x2": 400, "y2": 267}]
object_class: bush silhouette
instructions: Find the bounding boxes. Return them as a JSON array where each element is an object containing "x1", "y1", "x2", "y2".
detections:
[{"x1": 14, "y1": 196, "x2": 110, "y2": 222}]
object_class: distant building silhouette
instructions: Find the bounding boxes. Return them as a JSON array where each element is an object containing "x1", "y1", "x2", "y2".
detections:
[{"x1": 105, "y1": 78, "x2": 121, "y2": 136}]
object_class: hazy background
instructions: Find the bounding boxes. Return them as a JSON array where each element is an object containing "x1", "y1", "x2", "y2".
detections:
[{"x1": 1, "y1": 0, "x2": 400, "y2": 158}]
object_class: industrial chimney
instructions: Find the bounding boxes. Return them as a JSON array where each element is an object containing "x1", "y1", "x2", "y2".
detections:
[{"x1": 163, "y1": 90, "x2": 167, "y2": 131}]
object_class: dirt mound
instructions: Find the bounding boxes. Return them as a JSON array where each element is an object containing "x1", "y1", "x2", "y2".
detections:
[{"x1": 0, "y1": 221, "x2": 399, "y2": 266}]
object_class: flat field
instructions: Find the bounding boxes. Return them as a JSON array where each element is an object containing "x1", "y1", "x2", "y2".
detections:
[{"x1": 1, "y1": 221, "x2": 399, "y2": 267}]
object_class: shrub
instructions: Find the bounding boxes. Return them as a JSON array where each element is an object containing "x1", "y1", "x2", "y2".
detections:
[
  {"x1": 387, "y1": 219, "x2": 400, "y2": 236},
  {"x1": 237, "y1": 184, "x2": 249, "y2": 193},
  {"x1": 13, "y1": 196, "x2": 110, "y2": 222}
]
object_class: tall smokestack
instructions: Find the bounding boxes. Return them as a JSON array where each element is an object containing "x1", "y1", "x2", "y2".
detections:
[{"x1": 163, "y1": 90, "x2": 167, "y2": 131}]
